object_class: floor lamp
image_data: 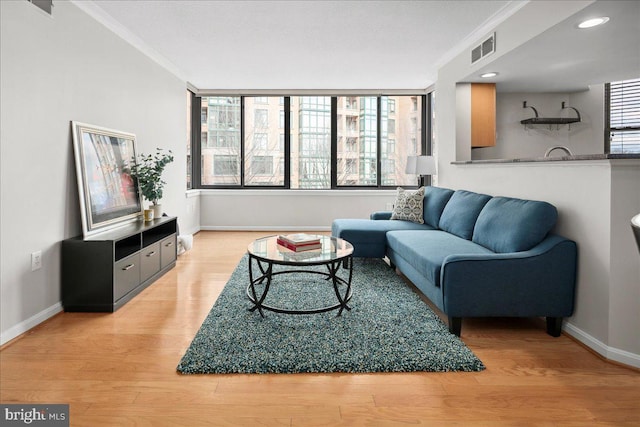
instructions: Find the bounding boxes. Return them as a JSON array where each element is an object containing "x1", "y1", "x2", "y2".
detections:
[{"x1": 406, "y1": 155, "x2": 436, "y2": 187}]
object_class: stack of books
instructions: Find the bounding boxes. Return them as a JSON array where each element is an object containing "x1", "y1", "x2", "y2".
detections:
[{"x1": 276, "y1": 234, "x2": 322, "y2": 252}]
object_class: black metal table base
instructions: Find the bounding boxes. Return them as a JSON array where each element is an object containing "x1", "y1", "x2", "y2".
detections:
[{"x1": 247, "y1": 255, "x2": 353, "y2": 316}]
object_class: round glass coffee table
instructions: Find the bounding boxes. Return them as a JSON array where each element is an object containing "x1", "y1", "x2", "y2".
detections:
[{"x1": 246, "y1": 235, "x2": 354, "y2": 316}]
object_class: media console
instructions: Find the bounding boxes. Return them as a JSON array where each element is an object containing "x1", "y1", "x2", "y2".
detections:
[{"x1": 62, "y1": 216, "x2": 177, "y2": 312}]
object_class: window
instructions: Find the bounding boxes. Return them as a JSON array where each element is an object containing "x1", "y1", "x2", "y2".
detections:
[
  {"x1": 251, "y1": 156, "x2": 273, "y2": 175},
  {"x1": 291, "y1": 96, "x2": 331, "y2": 189},
  {"x1": 244, "y1": 97, "x2": 285, "y2": 186},
  {"x1": 254, "y1": 109, "x2": 268, "y2": 128},
  {"x1": 380, "y1": 96, "x2": 422, "y2": 187},
  {"x1": 187, "y1": 91, "x2": 193, "y2": 189},
  {"x1": 346, "y1": 137, "x2": 357, "y2": 152},
  {"x1": 191, "y1": 94, "x2": 431, "y2": 189},
  {"x1": 345, "y1": 158, "x2": 356, "y2": 174},
  {"x1": 213, "y1": 155, "x2": 238, "y2": 176},
  {"x1": 200, "y1": 97, "x2": 241, "y2": 185},
  {"x1": 606, "y1": 78, "x2": 640, "y2": 154},
  {"x1": 387, "y1": 118, "x2": 396, "y2": 134},
  {"x1": 253, "y1": 133, "x2": 268, "y2": 150},
  {"x1": 337, "y1": 96, "x2": 377, "y2": 186},
  {"x1": 386, "y1": 138, "x2": 396, "y2": 154}
]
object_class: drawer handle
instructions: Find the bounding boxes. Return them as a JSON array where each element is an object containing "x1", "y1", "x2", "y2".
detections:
[
  {"x1": 147, "y1": 251, "x2": 156, "y2": 257},
  {"x1": 122, "y1": 264, "x2": 135, "y2": 271},
  {"x1": 165, "y1": 241, "x2": 174, "y2": 247}
]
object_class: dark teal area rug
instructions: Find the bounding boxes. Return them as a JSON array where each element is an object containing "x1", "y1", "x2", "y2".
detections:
[{"x1": 177, "y1": 256, "x2": 485, "y2": 374}]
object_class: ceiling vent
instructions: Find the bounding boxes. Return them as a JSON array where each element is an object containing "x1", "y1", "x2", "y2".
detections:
[
  {"x1": 471, "y1": 33, "x2": 496, "y2": 64},
  {"x1": 27, "y1": 0, "x2": 53, "y2": 16}
]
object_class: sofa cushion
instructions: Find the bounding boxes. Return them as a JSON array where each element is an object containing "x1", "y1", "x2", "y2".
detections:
[
  {"x1": 331, "y1": 218, "x2": 434, "y2": 257},
  {"x1": 387, "y1": 230, "x2": 493, "y2": 287},
  {"x1": 423, "y1": 186, "x2": 454, "y2": 228},
  {"x1": 472, "y1": 197, "x2": 558, "y2": 253},
  {"x1": 390, "y1": 187, "x2": 425, "y2": 224},
  {"x1": 438, "y1": 190, "x2": 492, "y2": 240}
]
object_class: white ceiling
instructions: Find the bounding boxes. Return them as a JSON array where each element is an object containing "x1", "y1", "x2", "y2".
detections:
[
  {"x1": 466, "y1": 0, "x2": 640, "y2": 92},
  {"x1": 82, "y1": 0, "x2": 517, "y2": 90}
]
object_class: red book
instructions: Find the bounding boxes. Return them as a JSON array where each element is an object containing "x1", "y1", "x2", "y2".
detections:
[
  {"x1": 277, "y1": 234, "x2": 321, "y2": 246},
  {"x1": 276, "y1": 238, "x2": 322, "y2": 252}
]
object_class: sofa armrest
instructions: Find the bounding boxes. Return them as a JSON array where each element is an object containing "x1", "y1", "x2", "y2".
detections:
[
  {"x1": 440, "y1": 234, "x2": 577, "y2": 318},
  {"x1": 370, "y1": 211, "x2": 393, "y2": 220}
]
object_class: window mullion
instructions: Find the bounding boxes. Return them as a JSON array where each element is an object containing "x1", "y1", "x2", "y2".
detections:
[
  {"x1": 191, "y1": 92, "x2": 202, "y2": 189},
  {"x1": 285, "y1": 97, "x2": 291, "y2": 189},
  {"x1": 377, "y1": 96, "x2": 382, "y2": 187},
  {"x1": 240, "y1": 96, "x2": 245, "y2": 187},
  {"x1": 331, "y1": 97, "x2": 338, "y2": 189},
  {"x1": 424, "y1": 94, "x2": 432, "y2": 186},
  {"x1": 607, "y1": 78, "x2": 640, "y2": 154}
]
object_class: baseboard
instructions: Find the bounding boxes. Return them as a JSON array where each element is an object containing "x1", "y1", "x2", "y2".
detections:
[
  {"x1": 182, "y1": 225, "x2": 201, "y2": 236},
  {"x1": 0, "y1": 302, "x2": 63, "y2": 346},
  {"x1": 200, "y1": 226, "x2": 332, "y2": 232},
  {"x1": 564, "y1": 321, "x2": 640, "y2": 369}
]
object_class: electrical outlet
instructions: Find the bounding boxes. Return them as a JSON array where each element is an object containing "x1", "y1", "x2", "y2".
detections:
[{"x1": 31, "y1": 251, "x2": 42, "y2": 271}]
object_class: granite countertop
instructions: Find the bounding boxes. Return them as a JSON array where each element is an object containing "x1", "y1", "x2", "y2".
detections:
[{"x1": 452, "y1": 153, "x2": 640, "y2": 165}]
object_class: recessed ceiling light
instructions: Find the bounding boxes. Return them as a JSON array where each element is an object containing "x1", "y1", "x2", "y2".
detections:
[
  {"x1": 480, "y1": 72, "x2": 498, "y2": 78},
  {"x1": 578, "y1": 17, "x2": 610, "y2": 29}
]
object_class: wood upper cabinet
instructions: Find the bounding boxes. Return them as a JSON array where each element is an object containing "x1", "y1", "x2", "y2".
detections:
[{"x1": 470, "y1": 83, "x2": 496, "y2": 147}]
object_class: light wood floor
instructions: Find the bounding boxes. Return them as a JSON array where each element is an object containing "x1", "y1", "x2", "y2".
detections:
[{"x1": 1, "y1": 231, "x2": 639, "y2": 426}]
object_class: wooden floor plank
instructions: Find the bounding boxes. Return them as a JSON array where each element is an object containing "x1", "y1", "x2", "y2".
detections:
[{"x1": 1, "y1": 231, "x2": 639, "y2": 426}]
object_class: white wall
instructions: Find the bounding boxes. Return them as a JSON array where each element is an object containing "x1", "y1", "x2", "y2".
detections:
[
  {"x1": 472, "y1": 86, "x2": 604, "y2": 160},
  {"x1": 0, "y1": 1, "x2": 190, "y2": 344},
  {"x1": 436, "y1": 0, "x2": 640, "y2": 367},
  {"x1": 200, "y1": 190, "x2": 397, "y2": 230},
  {"x1": 608, "y1": 164, "x2": 640, "y2": 355}
]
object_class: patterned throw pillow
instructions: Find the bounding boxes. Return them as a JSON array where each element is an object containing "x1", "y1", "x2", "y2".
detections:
[{"x1": 390, "y1": 187, "x2": 425, "y2": 224}]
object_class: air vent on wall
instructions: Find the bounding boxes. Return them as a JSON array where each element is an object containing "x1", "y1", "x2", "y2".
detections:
[
  {"x1": 27, "y1": 0, "x2": 53, "y2": 15},
  {"x1": 471, "y1": 33, "x2": 496, "y2": 64}
]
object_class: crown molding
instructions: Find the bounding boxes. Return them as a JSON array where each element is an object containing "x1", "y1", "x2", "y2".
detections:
[{"x1": 192, "y1": 88, "x2": 431, "y2": 96}]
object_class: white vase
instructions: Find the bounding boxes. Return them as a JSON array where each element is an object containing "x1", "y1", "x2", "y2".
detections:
[{"x1": 152, "y1": 204, "x2": 162, "y2": 218}]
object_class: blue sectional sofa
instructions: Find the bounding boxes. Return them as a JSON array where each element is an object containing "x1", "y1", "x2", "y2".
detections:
[{"x1": 332, "y1": 187, "x2": 577, "y2": 337}]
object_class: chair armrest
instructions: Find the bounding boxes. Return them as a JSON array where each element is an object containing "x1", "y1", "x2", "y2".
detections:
[
  {"x1": 440, "y1": 235, "x2": 577, "y2": 317},
  {"x1": 370, "y1": 211, "x2": 393, "y2": 220}
]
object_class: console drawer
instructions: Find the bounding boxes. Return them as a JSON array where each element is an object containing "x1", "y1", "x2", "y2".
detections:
[
  {"x1": 141, "y1": 241, "x2": 161, "y2": 283},
  {"x1": 114, "y1": 253, "x2": 140, "y2": 301},
  {"x1": 160, "y1": 235, "x2": 177, "y2": 269}
]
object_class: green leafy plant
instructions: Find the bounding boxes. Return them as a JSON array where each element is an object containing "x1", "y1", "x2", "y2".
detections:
[{"x1": 130, "y1": 148, "x2": 174, "y2": 206}]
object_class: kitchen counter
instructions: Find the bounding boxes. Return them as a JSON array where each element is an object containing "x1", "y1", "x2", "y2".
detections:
[{"x1": 452, "y1": 153, "x2": 640, "y2": 165}]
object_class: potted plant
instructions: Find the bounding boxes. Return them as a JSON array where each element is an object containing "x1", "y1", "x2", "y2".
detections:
[{"x1": 131, "y1": 148, "x2": 174, "y2": 219}]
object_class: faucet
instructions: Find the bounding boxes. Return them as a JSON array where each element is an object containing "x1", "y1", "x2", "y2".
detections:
[{"x1": 544, "y1": 146, "x2": 573, "y2": 157}]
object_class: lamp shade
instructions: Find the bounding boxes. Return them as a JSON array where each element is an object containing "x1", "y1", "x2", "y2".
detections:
[
  {"x1": 416, "y1": 156, "x2": 436, "y2": 175},
  {"x1": 405, "y1": 156, "x2": 417, "y2": 174}
]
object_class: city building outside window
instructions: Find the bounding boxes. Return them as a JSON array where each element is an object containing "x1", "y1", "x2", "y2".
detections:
[
  {"x1": 292, "y1": 96, "x2": 332, "y2": 189},
  {"x1": 202, "y1": 97, "x2": 241, "y2": 185},
  {"x1": 244, "y1": 97, "x2": 285, "y2": 186},
  {"x1": 193, "y1": 94, "x2": 429, "y2": 188}
]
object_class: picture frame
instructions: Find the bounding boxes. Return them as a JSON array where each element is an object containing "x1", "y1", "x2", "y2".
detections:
[{"x1": 71, "y1": 121, "x2": 143, "y2": 237}]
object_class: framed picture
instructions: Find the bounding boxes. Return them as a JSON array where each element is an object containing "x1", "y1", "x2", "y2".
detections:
[{"x1": 71, "y1": 121, "x2": 143, "y2": 237}]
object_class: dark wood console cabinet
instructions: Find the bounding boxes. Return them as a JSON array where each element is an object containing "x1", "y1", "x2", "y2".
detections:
[{"x1": 62, "y1": 216, "x2": 178, "y2": 312}]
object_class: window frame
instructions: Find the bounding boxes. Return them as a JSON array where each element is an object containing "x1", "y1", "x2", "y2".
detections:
[
  {"x1": 191, "y1": 93, "x2": 431, "y2": 189},
  {"x1": 605, "y1": 79, "x2": 640, "y2": 154}
]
